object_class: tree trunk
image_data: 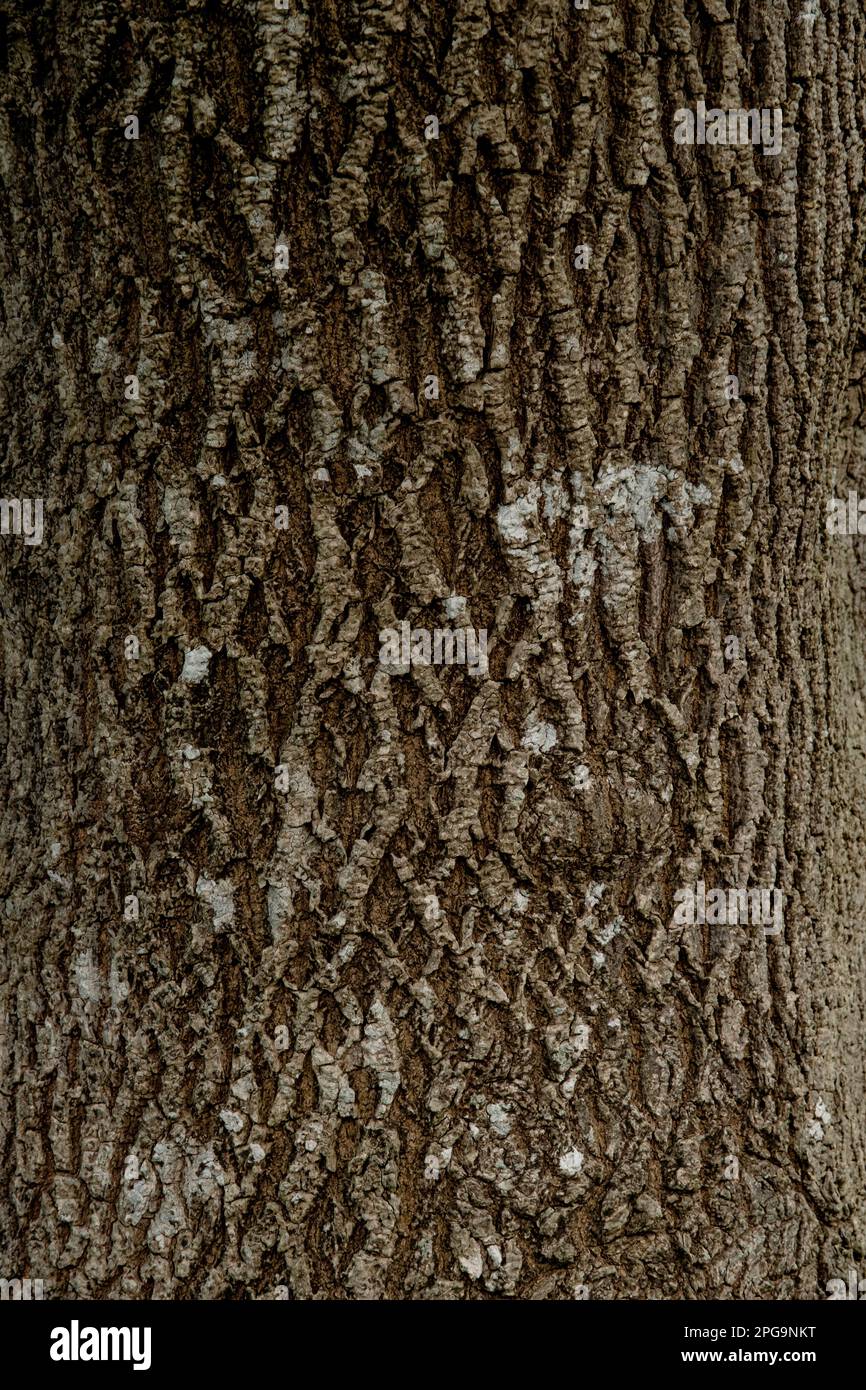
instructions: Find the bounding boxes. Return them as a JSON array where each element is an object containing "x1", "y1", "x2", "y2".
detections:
[{"x1": 2, "y1": 0, "x2": 865, "y2": 1300}]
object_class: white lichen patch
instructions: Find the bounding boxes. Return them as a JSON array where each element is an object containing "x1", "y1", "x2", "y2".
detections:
[
  {"x1": 522, "y1": 719, "x2": 557, "y2": 753},
  {"x1": 559, "y1": 1148, "x2": 584, "y2": 1176},
  {"x1": 486, "y1": 1102, "x2": 512, "y2": 1136},
  {"x1": 542, "y1": 475, "x2": 570, "y2": 523},
  {"x1": 180, "y1": 645, "x2": 212, "y2": 684},
  {"x1": 497, "y1": 487, "x2": 539, "y2": 546},
  {"x1": 807, "y1": 1098, "x2": 833, "y2": 1140},
  {"x1": 595, "y1": 460, "x2": 668, "y2": 542},
  {"x1": 451, "y1": 1229, "x2": 484, "y2": 1280},
  {"x1": 586, "y1": 882, "x2": 606, "y2": 909},
  {"x1": 424, "y1": 1147, "x2": 452, "y2": 1182},
  {"x1": 196, "y1": 876, "x2": 235, "y2": 930}
]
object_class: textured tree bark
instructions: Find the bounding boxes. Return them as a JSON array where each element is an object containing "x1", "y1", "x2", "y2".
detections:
[{"x1": 1, "y1": 0, "x2": 865, "y2": 1301}]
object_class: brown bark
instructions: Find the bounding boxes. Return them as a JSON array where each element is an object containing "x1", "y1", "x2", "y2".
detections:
[{"x1": 1, "y1": 0, "x2": 865, "y2": 1299}]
